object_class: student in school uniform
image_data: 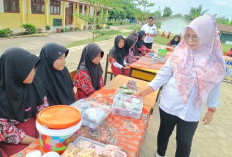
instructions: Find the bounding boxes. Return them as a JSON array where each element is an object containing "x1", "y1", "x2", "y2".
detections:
[
  {"x1": 109, "y1": 35, "x2": 130, "y2": 76},
  {"x1": 36, "y1": 43, "x2": 75, "y2": 105},
  {"x1": 0, "y1": 48, "x2": 49, "y2": 157},
  {"x1": 73, "y1": 43, "x2": 104, "y2": 99}
]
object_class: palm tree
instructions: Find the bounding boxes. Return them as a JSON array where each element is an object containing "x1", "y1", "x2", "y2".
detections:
[{"x1": 185, "y1": 5, "x2": 208, "y2": 21}]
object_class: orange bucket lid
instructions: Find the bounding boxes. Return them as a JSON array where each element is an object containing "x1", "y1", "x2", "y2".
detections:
[{"x1": 37, "y1": 105, "x2": 81, "y2": 129}]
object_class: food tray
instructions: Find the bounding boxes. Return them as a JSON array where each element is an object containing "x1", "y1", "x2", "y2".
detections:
[{"x1": 62, "y1": 136, "x2": 127, "y2": 157}]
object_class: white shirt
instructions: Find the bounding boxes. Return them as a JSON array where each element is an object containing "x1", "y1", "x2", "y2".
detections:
[
  {"x1": 148, "y1": 59, "x2": 221, "y2": 122},
  {"x1": 141, "y1": 24, "x2": 158, "y2": 43},
  {"x1": 113, "y1": 59, "x2": 127, "y2": 69}
]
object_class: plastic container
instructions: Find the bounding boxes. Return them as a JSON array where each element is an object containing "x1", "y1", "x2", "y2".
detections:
[
  {"x1": 112, "y1": 93, "x2": 143, "y2": 119},
  {"x1": 152, "y1": 54, "x2": 165, "y2": 63},
  {"x1": 36, "y1": 105, "x2": 82, "y2": 155},
  {"x1": 71, "y1": 99, "x2": 111, "y2": 129},
  {"x1": 157, "y1": 48, "x2": 168, "y2": 58},
  {"x1": 71, "y1": 136, "x2": 127, "y2": 157}
]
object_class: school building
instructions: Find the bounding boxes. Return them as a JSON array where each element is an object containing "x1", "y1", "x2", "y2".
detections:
[{"x1": 0, "y1": 0, "x2": 109, "y2": 32}]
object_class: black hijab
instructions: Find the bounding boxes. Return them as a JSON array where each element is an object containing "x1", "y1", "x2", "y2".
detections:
[
  {"x1": 0, "y1": 48, "x2": 46, "y2": 122},
  {"x1": 36, "y1": 42, "x2": 75, "y2": 106},
  {"x1": 125, "y1": 36, "x2": 136, "y2": 56},
  {"x1": 170, "y1": 35, "x2": 181, "y2": 46},
  {"x1": 109, "y1": 35, "x2": 126, "y2": 66},
  {"x1": 130, "y1": 32, "x2": 138, "y2": 41},
  {"x1": 77, "y1": 43, "x2": 104, "y2": 90},
  {"x1": 137, "y1": 30, "x2": 146, "y2": 48}
]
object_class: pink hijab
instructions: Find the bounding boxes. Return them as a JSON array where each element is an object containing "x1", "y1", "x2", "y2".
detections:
[{"x1": 170, "y1": 14, "x2": 225, "y2": 108}]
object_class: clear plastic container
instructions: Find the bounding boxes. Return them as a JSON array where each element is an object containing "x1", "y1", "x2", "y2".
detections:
[
  {"x1": 112, "y1": 93, "x2": 143, "y2": 119},
  {"x1": 72, "y1": 136, "x2": 127, "y2": 157},
  {"x1": 71, "y1": 99, "x2": 112, "y2": 129}
]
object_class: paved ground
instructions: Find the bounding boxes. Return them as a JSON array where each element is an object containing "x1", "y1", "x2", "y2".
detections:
[
  {"x1": 1, "y1": 27, "x2": 232, "y2": 157},
  {"x1": 0, "y1": 31, "x2": 92, "y2": 55}
]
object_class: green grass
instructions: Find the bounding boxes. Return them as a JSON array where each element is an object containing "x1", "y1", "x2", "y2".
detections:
[
  {"x1": 221, "y1": 43, "x2": 231, "y2": 54},
  {"x1": 67, "y1": 30, "x2": 131, "y2": 48},
  {"x1": 154, "y1": 34, "x2": 171, "y2": 45}
]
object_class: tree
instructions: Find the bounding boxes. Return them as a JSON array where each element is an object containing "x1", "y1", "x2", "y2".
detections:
[
  {"x1": 133, "y1": 0, "x2": 155, "y2": 21},
  {"x1": 184, "y1": 4, "x2": 208, "y2": 21},
  {"x1": 153, "y1": 10, "x2": 162, "y2": 18},
  {"x1": 78, "y1": 0, "x2": 116, "y2": 42},
  {"x1": 216, "y1": 16, "x2": 232, "y2": 26},
  {"x1": 163, "y1": 7, "x2": 172, "y2": 17}
]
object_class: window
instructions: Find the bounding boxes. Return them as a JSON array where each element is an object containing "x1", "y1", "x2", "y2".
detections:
[
  {"x1": 50, "y1": 0, "x2": 61, "y2": 15},
  {"x1": 3, "y1": 0, "x2": 20, "y2": 13},
  {"x1": 79, "y1": 5, "x2": 82, "y2": 14},
  {"x1": 31, "y1": 0, "x2": 45, "y2": 14}
]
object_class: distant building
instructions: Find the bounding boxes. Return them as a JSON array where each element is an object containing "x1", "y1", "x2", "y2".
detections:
[
  {"x1": 217, "y1": 24, "x2": 232, "y2": 45},
  {"x1": 0, "y1": 0, "x2": 110, "y2": 32},
  {"x1": 160, "y1": 14, "x2": 190, "y2": 34}
]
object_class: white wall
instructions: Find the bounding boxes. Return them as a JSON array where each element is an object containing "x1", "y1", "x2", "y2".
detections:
[
  {"x1": 0, "y1": 0, "x2": 4, "y2": 13},
  {"x1": 160, "y1": 17, "x2": 189, "y2": 34}
]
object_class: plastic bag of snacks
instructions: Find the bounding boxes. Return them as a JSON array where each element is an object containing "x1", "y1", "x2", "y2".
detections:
[
  {"x1": 71, "y1": 99, "x2": 112, "y2": 129},
  {"x1": 115, "y1": 80, "x2": 138, "y2": 95},
  {"x1": 112, "y1": 93, "x2": 143, "y2": 119}
]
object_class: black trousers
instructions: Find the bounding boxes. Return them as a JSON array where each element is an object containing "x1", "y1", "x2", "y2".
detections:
[
  {"x1": 157, "y1": 108, "x2": 199, "y2": 157},
  {"x1": 144, "y1": 42, "x2": 153, "y2": 49}
]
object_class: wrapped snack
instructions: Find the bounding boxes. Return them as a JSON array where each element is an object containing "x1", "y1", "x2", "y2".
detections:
[
  {"x1": 83, "y1": 108, "x2": 107, "y2": 124},
  {"x1": 100, "y1": 145, "x2": 118, "y2": 157},
  {"x1": 126, "y1": 80, "x2": 138, "y2": 91},
  {"x1": 76, "y1": 140, "x2": 92, "y2": 149},
  {"x1": 63, "y1": 143, "x2": 82, "y2": 157},
  {"x1": 92, "y1": 145, "x2": 104, "y2": 154},
  {"x1": 78, "y1": 148, "x2": 99, "y2": 157}
]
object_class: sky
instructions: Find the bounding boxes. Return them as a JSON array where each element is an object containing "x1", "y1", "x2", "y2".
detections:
[{"x1": 148, "y1": 0, "x2": 232, "y2": 19}]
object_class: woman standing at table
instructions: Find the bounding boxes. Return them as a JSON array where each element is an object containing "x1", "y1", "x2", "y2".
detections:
[
  {"x1": 0, "y1": 48, "x2": 48, "y2": 157},
  {"x1": 73, "y1": 43, "x2": 104, "y2": 99},
  {"x1": 36, "y1": 43, "x2": 75, "y2": 105},
  {"x1": 110, "y1": 35, "x2": 130, "y2": 76},
  {"x1": 138, "y1": 15, "x2": 225, "y2": 157}
]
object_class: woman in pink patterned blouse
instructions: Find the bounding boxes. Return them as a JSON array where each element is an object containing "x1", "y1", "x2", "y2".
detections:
[
  {"x1": 74, "y1": 43, "x2": 104, "y2": 100},
  {"x1": 0, "y1": 48, "x2": 49, "y2": 157}
]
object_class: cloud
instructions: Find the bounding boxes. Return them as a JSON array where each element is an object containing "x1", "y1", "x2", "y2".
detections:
[{"x1": 214, "y1": 0, "x2": 232, "y2": 7}]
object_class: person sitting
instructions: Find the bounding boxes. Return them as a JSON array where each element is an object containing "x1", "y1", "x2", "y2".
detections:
[
  {"x1": 125, "y1": 36, "x2": 137, "y2": 65},
  {"x1": 74, "y1": 43, "x2": 104, "y2": 99},
  {"x1": 167, "y1": 35, "x2": 181, "y2": 47},
  {"x1": 0, "y1": 48, "x2": 48, "y2": 157},
  {"x1": 36, "y1": 43, "x2": 75, "y2": 105},
  {"x1": 225, "y1": 48, "x2": 232, "y2": 57},
  {"x1": 137, "y1": 30, "x2": 155, "y2": 56},
  {"x1": 109, "y1": 35, "x2": 130, "y2": 76}
]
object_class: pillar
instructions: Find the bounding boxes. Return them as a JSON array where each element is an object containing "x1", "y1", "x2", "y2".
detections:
[
  {"x1": 73, "y1": 3, "x2": 76, "y2": 26},
  {"x1": 44, "y1": 0, "x2": 49, "y2": 26},
  {"x1": 62, "y1": 1, "x2": 66, "y2": 28}
]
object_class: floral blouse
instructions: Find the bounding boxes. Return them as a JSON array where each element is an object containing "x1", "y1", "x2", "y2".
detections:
[
  {"x1": 125, "y1": 49, "x2": 137, "y2": 65},
  {"x1": 0, "y1": 96, "x2": 49, "y2": 144},
  {"x1": 137, "y1": 45, "x2": 151, "y2": 56},
  {"x1": 73, "y1": 71, "x2": 104, "y2": 100}
]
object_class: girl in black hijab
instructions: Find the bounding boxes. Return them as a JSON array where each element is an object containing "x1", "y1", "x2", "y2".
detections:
[
  {"x1": 74, "y1": 43, "x2": 104, "y2": 99},
  {"x1": 137, "y1": 30, "x2": 155, "y2": 55},
  {"x1": 36, "y1": 42, "x2": 75, "y2": 105},
  {"x1": 167, "y1": 35, "x2": 181, "y2": 47},
  {"x1": 109, "y1": 35, "x2": 130, "y2": 76},
  {"x1": 124, "y1": 36, "x2": 137, "y2": 65},
  {"x1": 0, "y1": 48, "x2": 48, "y2": 156}
]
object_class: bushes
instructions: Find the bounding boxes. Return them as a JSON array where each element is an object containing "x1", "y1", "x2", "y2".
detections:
[
  {"x1": 22, "y1": 24, "x2": 37, "y2": 34},
  {"x1": 0, "y1": 28, "x2": 12, "y2": 37}
]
